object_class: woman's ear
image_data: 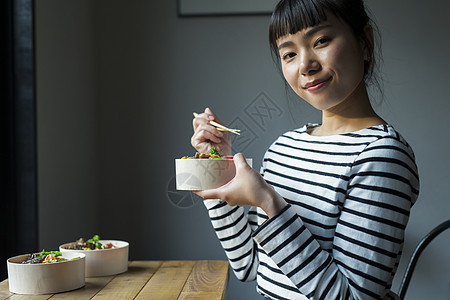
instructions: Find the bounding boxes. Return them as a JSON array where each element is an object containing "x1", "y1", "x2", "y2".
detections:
[{"x1": 362, "y1": 24, "x2": 374, "y2": 61}]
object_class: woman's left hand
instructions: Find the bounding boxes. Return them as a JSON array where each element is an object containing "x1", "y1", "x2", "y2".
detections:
[{"x1": 194, "y1": 153, "x2": 287, "y2": 218}]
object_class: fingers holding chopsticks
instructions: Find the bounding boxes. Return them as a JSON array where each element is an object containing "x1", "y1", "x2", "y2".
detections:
[
  {"x1": 191, "y1": 108, "x2": 232, "y2": 156},
  {"x1": 193, "y1": 110, "x2": 240, "y2": 135},
  {"x1": 192, "y1": 108, "x2": 219, "y2": 134}
]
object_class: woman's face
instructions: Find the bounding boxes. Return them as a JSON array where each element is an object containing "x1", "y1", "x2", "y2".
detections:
[{"x1": 277, "y1": 13, "x2": 367, "y2": 112}]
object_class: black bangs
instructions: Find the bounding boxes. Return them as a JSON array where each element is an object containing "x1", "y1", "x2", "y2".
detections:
[{"x1": 269, "y1": 0, "x2": 328, "y2": 54}]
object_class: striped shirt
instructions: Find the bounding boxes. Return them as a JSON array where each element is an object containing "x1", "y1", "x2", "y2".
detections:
[{"x1": 203, "y1": 124, "x2": 419, "y2": 299}]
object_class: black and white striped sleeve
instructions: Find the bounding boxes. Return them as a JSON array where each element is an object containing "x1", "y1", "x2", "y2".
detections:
[{"x1": 203, "y1": 199, "x2": 259, "y2": 281}]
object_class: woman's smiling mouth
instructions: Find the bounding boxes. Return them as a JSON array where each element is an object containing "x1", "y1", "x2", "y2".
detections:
[{"x1": 304, "y1": 77, "x2": 332, "y2": 92}]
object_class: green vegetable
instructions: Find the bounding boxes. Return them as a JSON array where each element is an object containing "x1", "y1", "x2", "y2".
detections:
[
  {"x1": 88, "y1": 234, "x2": 100, "y2": 243},
  {"x1": 209, "y1": 147, "x2": 222, "y2": 157},
  {"x1": 87, "y1": 234, "x2": 104, "y2": 249},
  {"x1": 39, "y1": 249, "x2": 62, "y2": 257}
]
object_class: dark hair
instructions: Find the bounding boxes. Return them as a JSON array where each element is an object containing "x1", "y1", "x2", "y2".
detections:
[{"x1": 269, "y1": 0, "x2": 382, "y2": 87}]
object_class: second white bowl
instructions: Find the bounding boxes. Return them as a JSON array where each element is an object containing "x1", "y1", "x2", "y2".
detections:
[{"x1": 59, "y1": 240, "x2": 129, "y2": 277}]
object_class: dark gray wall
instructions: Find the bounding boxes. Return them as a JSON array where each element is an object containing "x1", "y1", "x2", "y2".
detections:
[
  {"x1": 36, "y1": 1, "x2": 450, "y2": 299},
  {"x1": 36, "y1": 1, "x2": 100, "y2": 239}
]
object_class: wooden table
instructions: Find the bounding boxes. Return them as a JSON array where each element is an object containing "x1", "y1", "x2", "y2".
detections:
[{"x1": 0, "y1": 260, "x2": 229, "y2": 299}]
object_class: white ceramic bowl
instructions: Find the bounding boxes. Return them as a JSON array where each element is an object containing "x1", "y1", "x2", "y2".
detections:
[
  {"x1": 59, "y1": 240, "x2": 129, "y2": 277},
  {"x1": 175, "y1": 158, "x2": 252, "y2": 190},
  {"x1": 7, "y1": 252, "x2": 85, "y2": 295}
]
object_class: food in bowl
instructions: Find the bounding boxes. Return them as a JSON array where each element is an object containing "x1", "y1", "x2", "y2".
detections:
[
  {"x1": 21, "y1": 249, "x2": 80, "y2": 264},
  {"x1": 63, "y1": 234, "x2": 116, "y2": 250},
  {"x1": 60, "y1": 235, "x2": 129, "y2": 277},
  {"x1": 181, "y1": 147, "x2": 233, "y2": 160},
  {"x1": 176, "y1": 148, "x2": 252, "y2": 190},
  {"x1": 7, "y1": 251, "x2": 85, "y2": 294}
]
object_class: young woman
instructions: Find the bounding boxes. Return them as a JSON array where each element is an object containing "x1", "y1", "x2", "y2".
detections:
[{"x1": 191, "y1": 0, "x2": 419, "y2": 299}]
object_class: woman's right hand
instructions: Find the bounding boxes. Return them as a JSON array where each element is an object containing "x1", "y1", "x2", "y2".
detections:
[{"x1": 191, "y1": 108, "x2": 232, "y2": 156}]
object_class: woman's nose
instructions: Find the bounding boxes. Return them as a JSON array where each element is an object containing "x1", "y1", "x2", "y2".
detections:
[{"x1": 299, "y1": 51, "x2": 320, "y2": 76}]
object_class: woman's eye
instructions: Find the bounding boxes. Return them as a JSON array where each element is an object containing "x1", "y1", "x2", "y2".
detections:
[
  {"x1": 282, "y1": 52, "x2": 296, "y2": 61},
  {"x1": 314, "y1": 37, "x2": 330, "y2": 47}
]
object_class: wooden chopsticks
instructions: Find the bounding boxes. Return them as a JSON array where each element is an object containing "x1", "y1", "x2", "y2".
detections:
[{"x1": 193, "y1": 112, "x2": 241, "y2": 135}]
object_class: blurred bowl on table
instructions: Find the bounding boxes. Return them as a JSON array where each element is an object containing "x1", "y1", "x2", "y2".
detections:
[
  {"x1": 59, "y1": 240, "x2": 129, "y2": 277},
  {"x1": 7, "y1": 252, "x2": 85, "y2": 295}
]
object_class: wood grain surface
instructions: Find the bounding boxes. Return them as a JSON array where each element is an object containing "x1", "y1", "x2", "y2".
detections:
[{"x1": 1, "y1": 260, "x2": 229, "y2": 300}]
